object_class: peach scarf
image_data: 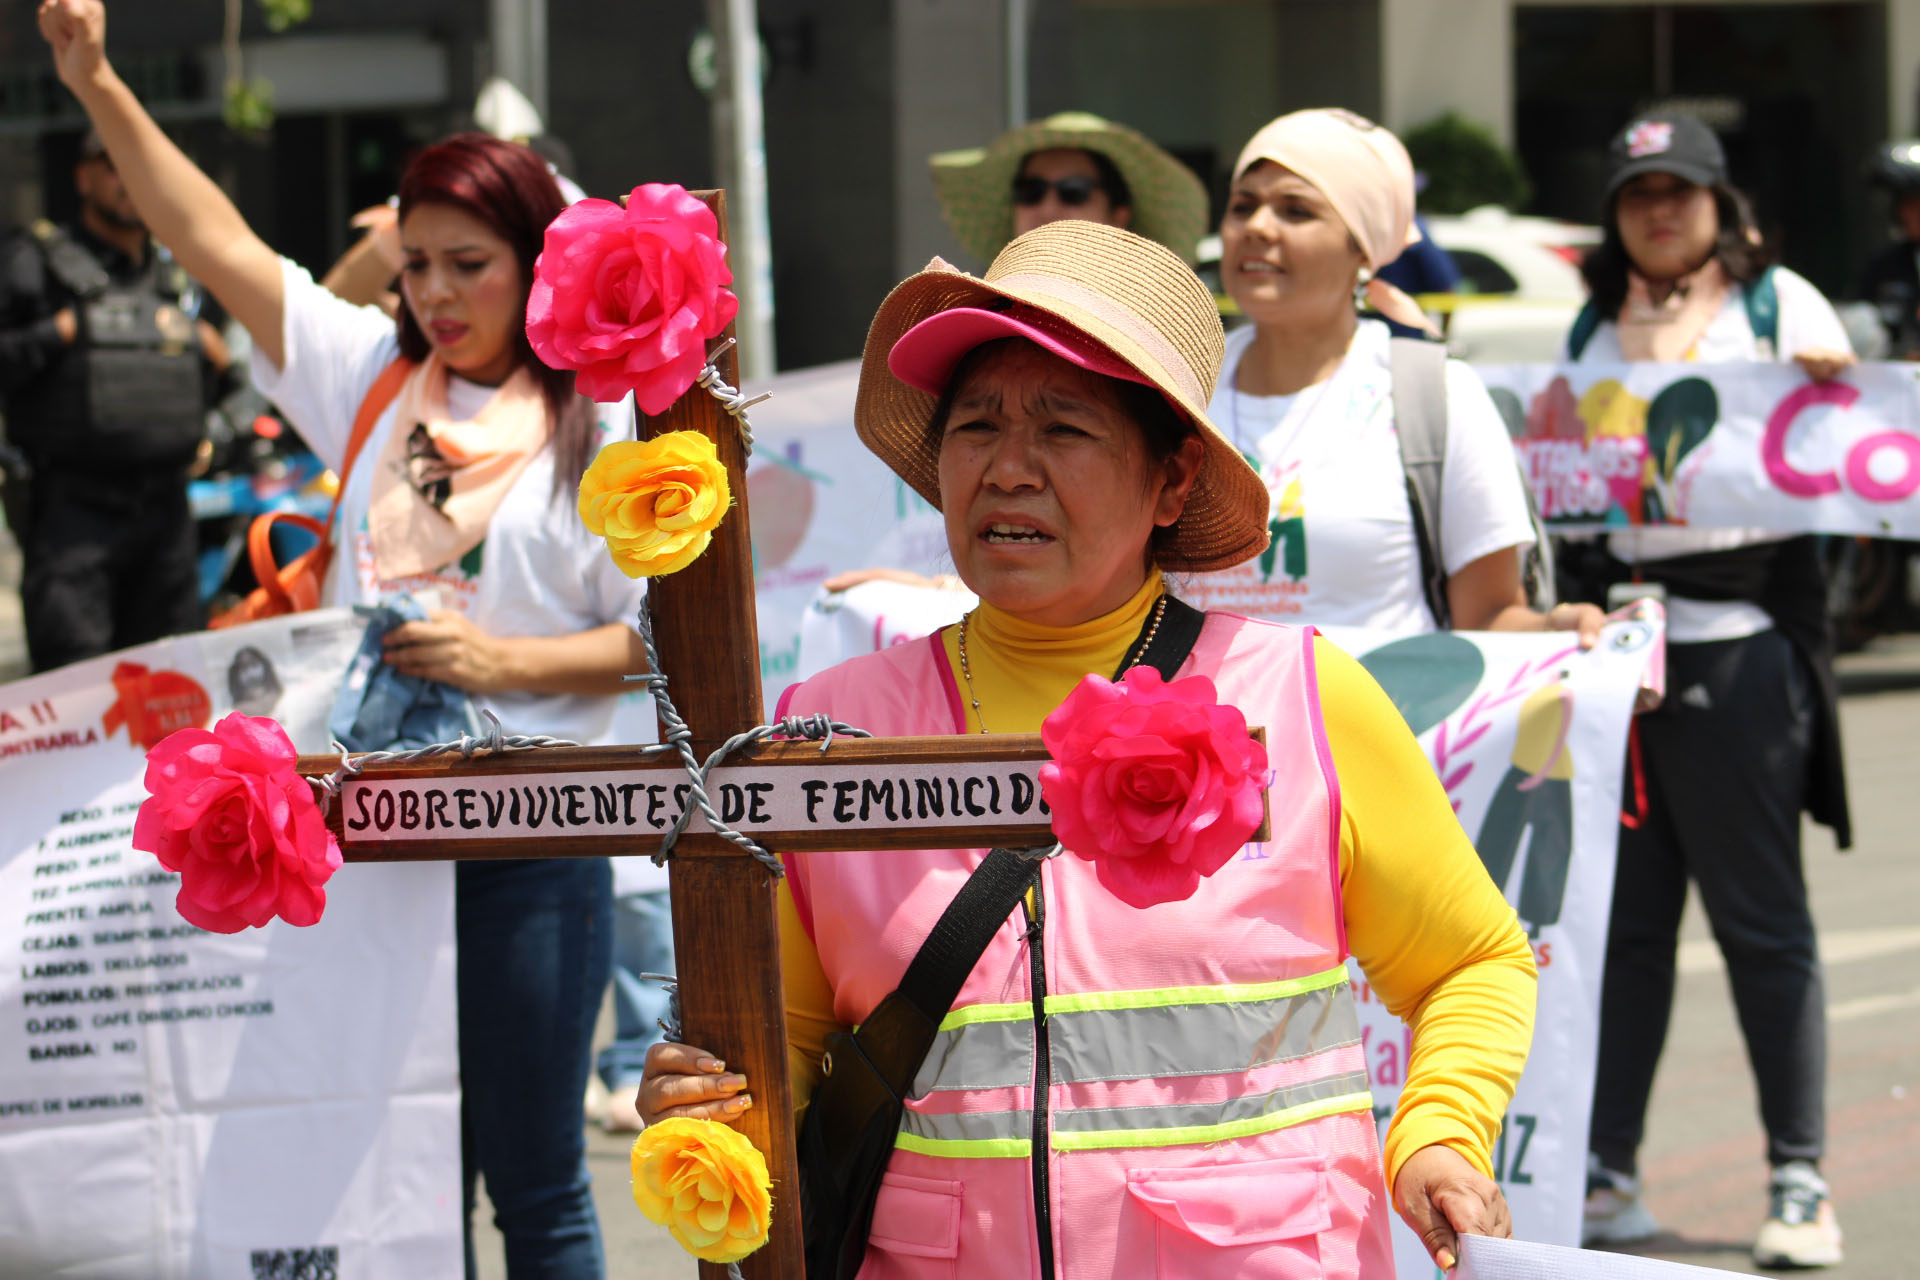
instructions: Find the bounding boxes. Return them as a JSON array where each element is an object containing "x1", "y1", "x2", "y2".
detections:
[
  {"x1": 1616, "y1": 259, "x2": 1730, "y2": 363},
  {"x1": 366, "y1": 355, "x2": 549, "y2": 580}
]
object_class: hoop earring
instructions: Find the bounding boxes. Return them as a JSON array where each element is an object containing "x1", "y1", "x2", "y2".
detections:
[{"x1": 1353, "y1": 266, "x2": 1373, "y2": 312}]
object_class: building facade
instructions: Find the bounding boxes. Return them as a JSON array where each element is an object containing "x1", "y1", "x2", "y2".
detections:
[{"x1": 1, "y1": 1, "x2": 1912, "y2": 370}]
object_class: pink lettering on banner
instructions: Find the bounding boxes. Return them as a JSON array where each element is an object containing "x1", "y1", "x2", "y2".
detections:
[
  {"x1": 1764, "y1": 382, "x2": 1853, "y2": 497},
  {"x1": 1763, "y1": 382, "x2": 1920, "y2": 503},
  {"x1": 1846, "y1": 432, "x2": 1920, "y2": 503}
]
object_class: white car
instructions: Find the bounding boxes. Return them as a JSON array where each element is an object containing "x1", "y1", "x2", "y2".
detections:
[
  {"x1": 1424, "y1": 207, "x2": 1598, "y2": 363},
  {"x1": 1424, "y1": 206, "x2": 1597, "y2": 301}
]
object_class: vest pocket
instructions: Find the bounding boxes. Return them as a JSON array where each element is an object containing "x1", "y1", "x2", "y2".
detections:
[
  {"x1": 1125, "y1": 1156, "x2": 1330, "y2": 1278},
  {"x1": 860, "y1": 1173, "x2": 961, "y2": 1280}
]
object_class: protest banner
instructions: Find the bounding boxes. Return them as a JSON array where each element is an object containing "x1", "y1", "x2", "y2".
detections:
[
  {"x1": 803, "y1": 582, "x2": 1660, "y2": 1275},
  {"x1": 0, "y1": 609, "x2": 459, "y2": 1279},
  {"x1": 1477, "y1": 360, "x2": 1920, "y2": 534},
  {"x1": 1322, "y1": 621, "x2": 1657, "y2": 1274}
]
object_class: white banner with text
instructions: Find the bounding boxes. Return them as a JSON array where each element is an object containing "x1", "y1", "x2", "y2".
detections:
[
  {"x1": 1476, "y1": 360, "x2": 1920, "y2": 533},
  {"x1": 0, "y1": 609, "x2": 459, "y2": 1279}
]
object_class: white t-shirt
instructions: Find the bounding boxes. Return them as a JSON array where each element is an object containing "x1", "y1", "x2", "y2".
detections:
[
  {"x1": 1183, "y1": 319, "x2": 1536, "y2": 633},
  {"x1": 253, "y1": 259, "x2": 647, "y2": 744},
  {"x1": 1567, "y1": 265, "x2": 1853, "y2": 642}
]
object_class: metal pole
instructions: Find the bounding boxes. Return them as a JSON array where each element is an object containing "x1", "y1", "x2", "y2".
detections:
[
  {"x1": 489, "y1": 0, "x2": 549, "y2": 122},
  {"x1": 1005, "y1": 0, "x2": 1029, "y2": 128},
  {"x1": 708, "y1": 0, "x2": 778, "y2": 379}
]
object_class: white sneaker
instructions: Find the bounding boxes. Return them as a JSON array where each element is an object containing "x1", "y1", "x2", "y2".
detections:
[
  {"x1": 1583, "y1": 1154, "x2": 1659, "y2": 1246},
  {"x1": 1752, "y1": 1161, "x2": 1843, "y2": 1269}
]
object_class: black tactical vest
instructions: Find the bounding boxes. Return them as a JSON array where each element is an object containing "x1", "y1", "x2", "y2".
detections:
[{"x1": 13, "y1": 222, "x2": 206, "y2": 468}]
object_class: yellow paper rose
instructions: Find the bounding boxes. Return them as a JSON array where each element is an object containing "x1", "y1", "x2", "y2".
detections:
[
  {"x1": 630, "y1": 1117, "x2": 773, "y2": 1264},
  {"x1": 577, "y1": 431, "x2": 732, "y2": 578}
]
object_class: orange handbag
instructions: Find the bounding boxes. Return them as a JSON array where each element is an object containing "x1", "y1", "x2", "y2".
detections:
[{"x1": 210, "y1": 358, "x2": 413, "y2": 630}]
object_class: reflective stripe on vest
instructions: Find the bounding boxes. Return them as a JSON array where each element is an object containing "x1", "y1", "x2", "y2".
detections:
[
  {"x1": 900, "y1": 965, "x2": 1369, "y2": 1157},
  {"x1": 1047, "y1": 966, "x2": 1357, "y2": 1084},
  {"x1": 897, "y1": 1074, "x2": 1374, "y2": 1157},
  {"x1": 912, "y1": 1002, "x2": 1035, "y2": 1095}
]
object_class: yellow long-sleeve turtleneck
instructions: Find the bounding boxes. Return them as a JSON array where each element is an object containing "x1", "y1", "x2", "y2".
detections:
[{"x1": 775, "y1": 571, "x2": 1536, "y2": 1193}]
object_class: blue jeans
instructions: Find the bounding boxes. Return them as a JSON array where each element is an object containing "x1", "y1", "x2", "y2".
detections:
[
  {"x1": 596, "y1": 889, "x2": 677, "y2": 1091},
  {"x1": 458, "y1": 857, "x2": 612, "y2": 1280}
]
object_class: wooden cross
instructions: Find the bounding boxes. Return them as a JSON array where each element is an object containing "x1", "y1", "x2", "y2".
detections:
[
  {"x1": 293, "y1": 193, "x2": 1265, "y2": 1278},
  {"x1": 280, "y1": 192, "x2": 1050, "y2": 1278}
]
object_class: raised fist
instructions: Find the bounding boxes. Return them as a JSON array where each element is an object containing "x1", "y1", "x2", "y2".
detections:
[{"x1": 36, "y1": 0, "x2": 108, "y2": 93}]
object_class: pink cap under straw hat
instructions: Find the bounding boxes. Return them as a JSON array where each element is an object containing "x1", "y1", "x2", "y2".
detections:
[{"x1": 887, "y1": 303, "x2": 1156, "y2": 396}]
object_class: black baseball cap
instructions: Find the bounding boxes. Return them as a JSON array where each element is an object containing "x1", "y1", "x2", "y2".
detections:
[{"x1": 1604, "y1": 113, "x2": 1727, "y2": 204}]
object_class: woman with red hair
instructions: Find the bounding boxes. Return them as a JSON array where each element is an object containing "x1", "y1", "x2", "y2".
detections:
[{"x1": 41, "y1": 2, "x2": 643, "y2": 1275}]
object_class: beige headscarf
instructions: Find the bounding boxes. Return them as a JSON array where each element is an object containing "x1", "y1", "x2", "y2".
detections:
[{"x1": 1231, "y1": 108, "x2": 1438, "y2": 335}]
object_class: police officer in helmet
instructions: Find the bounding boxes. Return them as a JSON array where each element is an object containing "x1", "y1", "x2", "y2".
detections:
[
  {"x1": 0, "y1": 127, "x2": 231, "y2": 671},
  {"x1": 1858, "y1": 140, "x2": 1920, "y2": 358}
]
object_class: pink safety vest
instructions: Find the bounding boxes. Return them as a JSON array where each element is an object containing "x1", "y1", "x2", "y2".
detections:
[{"x1": 779, "y1": 611, "x2": 1396, "y2": 1279}]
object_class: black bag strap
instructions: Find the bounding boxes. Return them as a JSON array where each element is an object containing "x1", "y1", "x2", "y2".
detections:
[
  {"x1": 1122, "y1": 593, "x2": 1206, "y2": 681},
  {"x1": 888, "y1": 847, "x2": 1042, "y2": 1032}
]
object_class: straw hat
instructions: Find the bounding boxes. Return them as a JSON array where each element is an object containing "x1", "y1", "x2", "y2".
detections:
[
  {"x1": 929, "y1": 112, "x2": 1209, "y2": 266},
  {"x1": 855, "y1": 220, "x2": 1270, "y2": 574}
]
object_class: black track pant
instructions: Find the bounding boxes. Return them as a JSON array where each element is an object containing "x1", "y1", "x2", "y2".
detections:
[
  {"x1": 22, "y1": 467, "x2": 201, "y2": 673},
  {"x1": 1589, "y1": 628, "x2": 1826, "y2": 1174}
]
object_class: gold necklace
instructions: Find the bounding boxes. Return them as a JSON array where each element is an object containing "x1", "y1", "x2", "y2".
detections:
[{"x1": 957, "y1": 594, "x2": 1170, "y2": 735}]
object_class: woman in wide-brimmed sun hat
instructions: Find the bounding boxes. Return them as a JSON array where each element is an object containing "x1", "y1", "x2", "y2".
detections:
[
  {"x1": 930, "y1": 110, "x2": 1209, "y2": 265},
  {"x1": 639, "y1": 221, "x2": 1534, "y2": 1278}
]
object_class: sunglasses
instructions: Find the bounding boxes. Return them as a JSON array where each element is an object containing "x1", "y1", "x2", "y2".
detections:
[{"x1": 1010, "y1": 175, "x2": 1103, "y2": 207}]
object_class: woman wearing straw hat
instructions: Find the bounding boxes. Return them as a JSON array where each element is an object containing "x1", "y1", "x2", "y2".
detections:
[
  {"x1": 1197, "y1": 108, "x2": 1604, "y2": 641},
  {"x1": 930, "y1": 111, "x2": 1209, "y2": 265},
  {"x1": 640, "y1": 220, "x2": 1535, "y2": 1277}
]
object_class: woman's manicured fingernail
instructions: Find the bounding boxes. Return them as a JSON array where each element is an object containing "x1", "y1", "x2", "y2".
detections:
[
  {"x1": 727, "y1": 1094, "x2": 752, "y2": 1112},
  {"x1": 1437, "y1": 1248, "x2": 1457, "y2": 1271},
  {"x1": 698, "y1": 1057, "x2": 723, "y2": 1072},
  {"x1": 721, "y1": 1074, "x2": 747, "y2": 1092}
]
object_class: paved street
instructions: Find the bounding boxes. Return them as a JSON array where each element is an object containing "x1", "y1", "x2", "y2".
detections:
[{"x1": 477, "y1": 642, "x2": 1920, "y2": 1280}]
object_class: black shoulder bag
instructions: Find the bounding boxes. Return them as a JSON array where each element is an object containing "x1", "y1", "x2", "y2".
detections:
[{"x1": 797, "y1": 594, "x2": 1206, "y2": 1279}]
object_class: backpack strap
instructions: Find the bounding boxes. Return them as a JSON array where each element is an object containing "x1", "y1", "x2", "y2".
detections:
[
  {"x1": 1389, "y1": 337, "x2": 1453, "y2": 629},
  {"x1": 322, "y1": 357, "x2": 414, "y2": 534},
  {"x1": 1566, "y1": 299, "x2": 1602, "y2": 362},
  {"x1": 1743, "y1": 265, "x2": 1780, "y2": 353},
  {"x1": 29, "y1": 219, "x2": 110, "y2": 299}
]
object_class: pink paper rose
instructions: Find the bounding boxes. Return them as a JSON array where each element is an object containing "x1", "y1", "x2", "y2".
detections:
[
  {"x1": 131, "y1": 713, "x2": 342, "y2": 934},
  {"x1": 1039, "y1": 667, "x2": 1268, "y2": 909},
  {"x1": 526, "y1": 183, "x2": 740, "y2": 412}
]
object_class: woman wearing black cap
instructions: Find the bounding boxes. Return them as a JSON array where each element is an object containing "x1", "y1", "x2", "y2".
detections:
[{"x1": 1565, "y1": 112, "x2": 1850, "y2": 1270}]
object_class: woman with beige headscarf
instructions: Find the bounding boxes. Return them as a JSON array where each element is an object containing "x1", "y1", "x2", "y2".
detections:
[{"x1": 1194, "y1": 108, "x2": 1604, "y2": 641}]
